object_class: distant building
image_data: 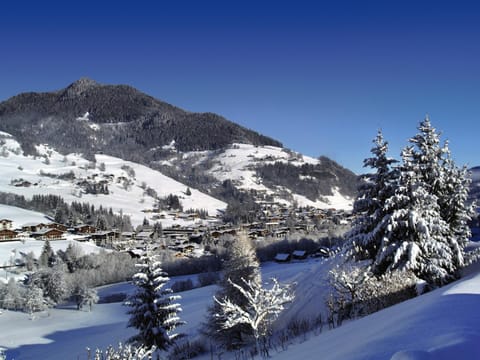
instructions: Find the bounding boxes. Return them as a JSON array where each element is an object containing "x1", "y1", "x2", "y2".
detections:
[
  {"x1": 74, "y1": 224, "x2": 97, "y2": 234},
  {"x1": 22, "y1": 222, "x2": 47, "y2": 233},
  {"x1": 0, "y1": 219, "x2": 13, "y2": 231},
  {"x1": 274, "y1": 253, "x2": 291, "y2": 263},
  {"x1": 0, "y1": 229, "x2": 18, "y2": 241},
  {"x1": 31, "y1": 228, "x2": 64, "y2": 240}
]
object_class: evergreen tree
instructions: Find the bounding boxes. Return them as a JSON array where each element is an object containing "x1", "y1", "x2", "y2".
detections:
[
  {"x1": 438, "y1": 143, "x2": 474, "y2": 268},
  {"x1": 350, "y1": 117, "x2": 474, "y2": 286},
  {"x1": 204, "y1": 232, "x2": 261, "y2": 349},
  {"x1": 126, "y1": 253, "x2": 184, "y2": 351},
  {"x1": 374, "y1": 146, "x2": 455, "y2": 285},
  {"x1": 398, "y1": 117, "x2": 473, "y2": 278},
  {"x1": 346, "y1": 130, "x2": 397, "y2": 260},
  {"x1": 39, "y1": 239, "x2": 56, "y2": 268}
]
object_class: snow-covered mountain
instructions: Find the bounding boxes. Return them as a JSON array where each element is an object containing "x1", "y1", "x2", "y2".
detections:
[
  {"x1": 0, "y1": 79, "x2": 358, "y2": 212},
  {"x1": 0, "y1": 131, "x2": 226, "y2": 226}
]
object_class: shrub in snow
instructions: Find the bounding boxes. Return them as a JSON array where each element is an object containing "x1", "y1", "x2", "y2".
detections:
[
  {"x1": 328, "y1": 262, "x2": 417, "y2": 326},
  {"x1": 170, "y1": 279, "x2": 195, "y2": 293},
  {"x1": 169, "y1": 339, "x2": 207, "y2": 360},
  {"x1": 125, "y1": 253, "x2": 184, "y2": 351},
  {"x1": 0, "y1": 278, "x2": 25, "y2": 311},
  {"x1": 25, "y1": 265, "x2": 68, "y2": 305},
  {"x1": 197, "y1": 271, "x2": 220, "y2": 287},
  {"x1": 88, "y1": 343, "x2": 154, "y2": 360},
  {"x1": 24, "y1": 284, "x2": 48, "y2": 315},
  {"x1": 214, "y1": 277, "x2": 295, "y2": 356},
  {"x1": 71, "y1": 281, "x2": 99, "y2": 311}
]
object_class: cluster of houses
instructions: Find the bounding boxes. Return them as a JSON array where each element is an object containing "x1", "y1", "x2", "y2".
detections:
[
  {"x1": 0, "y1": 202, "x2": 353, "y2": 261},
  {"x1": 0, "y1": 218, "x2": 98, "y2": 242}
]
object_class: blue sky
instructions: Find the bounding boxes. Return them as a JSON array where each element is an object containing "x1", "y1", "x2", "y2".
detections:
[{"x1": 1, "y1": 1, "x2": 479, "y2": 173}]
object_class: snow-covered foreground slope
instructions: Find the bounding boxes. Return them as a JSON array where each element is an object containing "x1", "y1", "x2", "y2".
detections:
[
  {"x1": 0, "y1": 261, "x2": 311, "y2": 360},
  {"x1": 2, "y1": 260, "x2": 480, "y2": 359},
  {"x1": 274, "y1": 268, "x2": 480, "y2": 360},
  {"x1": 0, "y1": 132, "x2": 226, "y2": 226}
]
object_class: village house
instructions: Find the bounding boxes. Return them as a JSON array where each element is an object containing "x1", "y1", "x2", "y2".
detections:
[
  {"x1": 136, "y1": 230, "x2": 154, "y2": 242},
  {"x1": 22, "y1": 222, "x2": 47, "y2": 233},
  {"x1": 90, "y1": 230, "x2": 121, "y2": 248},
  {"x1": 31, "y1": 228, "x2": 64, "y2": 240},
  {"x1": 0, "y1": 229, "x2": 18, "y2": 241},
  {"x1": 74, "y1": 224, "x2": 97, "y2": 234},
  {"x1": 46, "y1": 222, "x2": 69, "y2": 232},
  {"x1": 0, "y1": 219, "x2": 13, "y2": 231}
]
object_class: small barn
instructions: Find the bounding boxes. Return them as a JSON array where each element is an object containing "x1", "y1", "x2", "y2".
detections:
[
  {"x1": 274, "y1": 253, "x2": 291, "y2": 263},
  {"x1": 292, "y1": 250, "x2": 308, "y2": 260}
]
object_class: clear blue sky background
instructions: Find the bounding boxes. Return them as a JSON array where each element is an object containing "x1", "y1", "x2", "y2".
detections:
[{"x1": 1, "y1": 0, "x2": 479, "y2": 173}]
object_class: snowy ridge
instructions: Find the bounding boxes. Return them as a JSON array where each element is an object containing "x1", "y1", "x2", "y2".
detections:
[
  {"x1": 0, "y1": 132, "x2": 226, "y2": 226},
  {"x1": 164, "y1": 143, "x2": 354, "y2": 210}
]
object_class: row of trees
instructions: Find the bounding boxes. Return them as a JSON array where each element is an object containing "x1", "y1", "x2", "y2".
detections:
[
  {"x1": 346, "y1": 117, "x2": 474, "y2": 287},
  {"x1": 0, "y1": 192, "x2": 133, "y2": 231}
]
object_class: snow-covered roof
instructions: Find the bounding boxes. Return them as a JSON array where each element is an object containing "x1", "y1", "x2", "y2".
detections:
[{"x1": 274, "y1": 253, "x2": 291, "y2": 261}]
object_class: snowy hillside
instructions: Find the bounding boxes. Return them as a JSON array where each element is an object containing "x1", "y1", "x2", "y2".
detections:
[
  {"x1": 0, "y1": 132, "x2": 226, "y2": 225},
  {"x1": 0, "y1": 204, "x2": 50, "y2": 229},
  {"x1": 162, "y1": 143, "x2": 355, "y2": 210},
  {"x1": 2, "y1": 260, "x2": 480, "y2": 359}
]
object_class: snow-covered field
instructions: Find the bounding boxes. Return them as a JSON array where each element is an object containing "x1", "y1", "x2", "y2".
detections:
[{"x1": 1, "y1": 259, "x2": 480, "y2": 360}]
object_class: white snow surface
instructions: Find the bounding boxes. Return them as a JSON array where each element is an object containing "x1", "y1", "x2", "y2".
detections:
[
  {"x1": 1, "y1": 259, "x2": 480, "y2": 359},
  {"x1": 0, "y1": 132, "x2": 226, "y2": 226}
]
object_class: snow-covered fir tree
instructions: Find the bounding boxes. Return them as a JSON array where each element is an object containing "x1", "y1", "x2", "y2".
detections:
[
  {"x1": 204, "y1": 232, "x2": 261, "y2": 349},
  {"x1": 348, "y1": 117, "x2": 473, "y2": 286},
  {"x1": 39, "y1": 239, "x2": 56, "y2": 268},
  {"x1": 214, "y1": 277, "x2": 294, "y2": 354},
  {"x1": 346, "y1": 130, "x2": 397, "y2": 260},
  {"x1": 438, "y1": 142, "x2": 474, "y2": 268},
  {"x1": 409, "y1": 117, "x2": 474, "y2": 268},
  {"x1": 374, "y1": 145, "x2": 457, "y2": 285},
  {"x1": 126, "y1": 253, "x2": 184, "y2": 351}
]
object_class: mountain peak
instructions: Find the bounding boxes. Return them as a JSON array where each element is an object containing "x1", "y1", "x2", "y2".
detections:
[{"x1": 63, "y1": 77, "x2": 100, "y2": 98}]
